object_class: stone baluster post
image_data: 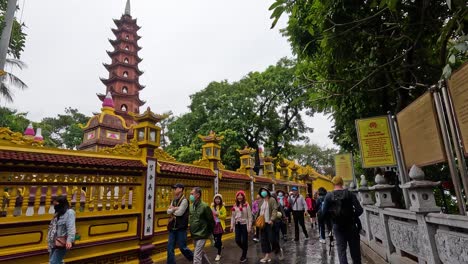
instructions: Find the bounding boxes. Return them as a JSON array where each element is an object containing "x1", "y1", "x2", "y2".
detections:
[
  {"x1": 400, "y1": 165, "x2": 441, "y2": 264},
  {"x1": 357, "y1": 175, "x2": 373, "y2": 244},
  {"x1": 370, "y1": 173, "x2": 396, "y2": 261}
]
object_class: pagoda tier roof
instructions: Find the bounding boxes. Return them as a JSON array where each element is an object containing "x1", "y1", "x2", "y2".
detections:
[
  {"x1": 159, "y1": 161, "x2": 216, "y2": 178},
  {"x1": 97, "y1": 92, "x2": 146, "y2": 106},
  {"x1": 112, "y1": 27, "x2": 140, "y2": 36},
  {"x1": 107, "y1": 50, "x2": 143, "y2": 62},
  {"x1": 113, "y1": 17, "x2": 139, "y2": 27},
  {"x1": 103, "y1": 62, "x2": 144, "y2": 76},
  {"x1": 220, "y1": 170, "x2": 251, "y2": 181},
  {"x1": 109, "y1": 38, "x2": 142, "y2": 50},
  {"x1": 100, "y1": 76, "x2": 145, "y2": 90},
  {"x1": 0, "y1": 148, "x2": 145, "y2": 171}
]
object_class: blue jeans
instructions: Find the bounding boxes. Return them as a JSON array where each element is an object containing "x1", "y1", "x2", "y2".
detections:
[
  {"x1": 167, "y1": 229, "x2": 193, "y2": 264},
  {"x1": 49, "y1": 248, "x2": 67, "y2": 264}
]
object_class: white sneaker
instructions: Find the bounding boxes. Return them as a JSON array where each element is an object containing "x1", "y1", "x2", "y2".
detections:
[
  {"x1": 215, "y1": 255, "x2": 221, "y2": 261},
  {"x1": 319, "y1": 239, "x2": 326, "y2": 244},
  {"x1": 278, "y1": 248, "x2": 284, "y2": 260}
]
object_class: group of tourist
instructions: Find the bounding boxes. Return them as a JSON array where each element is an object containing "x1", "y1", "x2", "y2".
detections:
[
  {"x1": 166, "y1": 176, "x2": 363, "y2": 264},
  {"x1": 44, "y1": 176, "x2": 362, "y2": 264}
]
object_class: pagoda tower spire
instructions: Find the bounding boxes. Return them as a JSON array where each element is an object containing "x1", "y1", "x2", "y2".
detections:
[
  {"x1": 125, "y1": 0, "x2": 131, "y2": 15},
  {"x1": 97, "y1": 0, "x2": 145, "y2": 127}
]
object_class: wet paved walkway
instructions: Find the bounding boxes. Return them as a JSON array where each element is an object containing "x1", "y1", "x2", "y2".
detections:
[{"x1": 159, "y1": 224, "x2": 374, "y2": 264}]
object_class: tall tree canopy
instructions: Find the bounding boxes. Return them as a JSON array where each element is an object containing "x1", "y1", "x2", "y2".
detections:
[
  {"x1": 270, "y1": 0, "x2": 467, "y2": 153},
  {"x1": 287, "y1": 143, "x2": 338, "y2": 175},
  {"x1": 166, "y1": 58, "x2": 311, "y2": 170}
]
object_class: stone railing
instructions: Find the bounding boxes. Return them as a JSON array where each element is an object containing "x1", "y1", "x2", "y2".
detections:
[{"x1": 357, "y1": 167, "x2": 468, "y2": 264}]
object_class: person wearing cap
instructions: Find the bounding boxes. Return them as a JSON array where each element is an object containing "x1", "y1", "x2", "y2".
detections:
[
  {"x1": 256, "y1": 187, "x2": 280, "y2": 263},
  {"x1": 230, "y1": 190, "x2": 252, "y2": 263},
  {"x1": 288, "y1": 186, "x2": 309, "y2": 241},
  {"x1": 321, "y1": 176, "x2": 363, "y2": 264},
  {"x1": 166, "y1": 183, "x2": 193, "y2": 264},
  {"x1": 211, "y1": 193, "x2": 226, "y2": 262},
  {"x1": 189, "y1": 187, "x2": 214, "y2": 264}
]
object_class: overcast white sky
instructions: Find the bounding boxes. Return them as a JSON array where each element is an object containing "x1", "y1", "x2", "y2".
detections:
[{"x1": 3, "y1": 0, "x2": 335, "y2": 148}]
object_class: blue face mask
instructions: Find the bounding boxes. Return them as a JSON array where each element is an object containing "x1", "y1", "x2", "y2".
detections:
[
  {"x1": 189, "y1": 194, "x2": 195, "y2": 202},
  {"x1": 261, "y1": 191, "x2": 268, "y2": 198},
  {"x1": 278, "y1": 192, "x2": 283, "y2": 198}
]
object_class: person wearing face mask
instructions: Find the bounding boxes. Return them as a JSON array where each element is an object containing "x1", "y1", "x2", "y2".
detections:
[
  {"x1": 256, "y1": 187, "x2": 279, "y2": 263},
  {"x1": 230, "y1": 190, "x2": 252, "y2": 263},
  {"x1": 189, "y1": 187, "x2": 215, "y2": 264},
  {"x1": 47, "y1": 195, "x2": 76, "y2": 264},
  {"x1": 166, "y1": 183, "x2": 193, "y2": 264},
  {"x1": 275, "y1": 190, "x2": 289, "y2": 241}
]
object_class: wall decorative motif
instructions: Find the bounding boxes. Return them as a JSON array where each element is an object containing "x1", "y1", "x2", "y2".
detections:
[
  {"x1": 369, "y1": 214, "x2": 383, "y2": 240},
  {"x1": 388, "y1": 219, "x2": 420, "y2": 256},
  {"x1": 99, "y1": 139, "x2": 141, "y2": 156},
  {"x1": 154, "y1": 148, "x2": 176, "y2": 162},
  {"x1": 435, "y1": 229, "x2": 468, "y2": 264}
]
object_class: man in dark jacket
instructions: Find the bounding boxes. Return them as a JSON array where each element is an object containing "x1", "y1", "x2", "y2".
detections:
[
  {"x1": 321, "y1": 176, "x2": 363, "y2": 264},
  {"x1": 189, "y1": 187, "x2": 215, "y2": 264},
  {"x1": 166, "y1": 183, "x2": 193, "y2": 264}
]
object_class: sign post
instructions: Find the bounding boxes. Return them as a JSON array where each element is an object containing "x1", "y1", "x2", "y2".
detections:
[
  {"x1": 356, "y1": 116, "x2": 397, "y2": 168},
  {"x1": 334, "y1": 153, "x2": 355, "y2": 185},
  {"x1": 387, "y1": 112, "x2": 410, "y2": 208}
]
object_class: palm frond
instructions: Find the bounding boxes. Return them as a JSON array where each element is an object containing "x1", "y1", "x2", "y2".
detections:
[
  {"x1": 5, "y1": 58, "x2": 27, "y2": 70},
  {"x1": 0, "y1": 81, "x2": 14, "y2": 102},
  {"x1": 5, "y1": 72, "x2": 27, "y2": 90}
]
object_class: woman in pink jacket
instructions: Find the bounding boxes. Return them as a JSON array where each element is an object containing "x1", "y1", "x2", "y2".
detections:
[{"x1": 230, "y1": 190, "x2": 252, "y2": 263}]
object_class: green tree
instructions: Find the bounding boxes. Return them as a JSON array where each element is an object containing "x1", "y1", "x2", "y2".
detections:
[
  {"x1": 270, "y1": 0, "x2": 467, "y2": 153},
  {"x1": 38, "y1": 108, "x2": 89, "y2": 149},
  {"x1": 0, "y1": 1, "x2": 28, "y2": 102},
  {"x1": 288, "y1": 143, "x2": 338, "y2": 175},
  {"x1": 0, "y1": 106, "x2": 30, "y2": 132},
  {"x1": 166, "y1": 58, "x2": 310, "y2": 171}
]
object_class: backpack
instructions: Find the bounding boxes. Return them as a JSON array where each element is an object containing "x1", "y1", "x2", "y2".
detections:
[{"x1": 329, "y1": 190, "x2": 354, "y2": 226}]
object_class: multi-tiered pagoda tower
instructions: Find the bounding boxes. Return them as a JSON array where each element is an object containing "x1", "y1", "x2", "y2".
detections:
[{"x1": 97, "y1": 0, "x2": 145, "y2": 127}]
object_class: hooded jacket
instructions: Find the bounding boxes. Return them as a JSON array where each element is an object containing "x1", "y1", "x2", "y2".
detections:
[{"x1": 211, "y1": 193, "x2": 227, "y2": 231}]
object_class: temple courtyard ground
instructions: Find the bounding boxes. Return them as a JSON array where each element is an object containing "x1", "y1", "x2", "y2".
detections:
[{"x1": 157, "y1": 226, "x2": 375, "y2": 264}]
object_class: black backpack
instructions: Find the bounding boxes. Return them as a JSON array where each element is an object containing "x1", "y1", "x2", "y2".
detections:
[{"x1": 329, "y1": 190, "x2": 354, "y2": 226}]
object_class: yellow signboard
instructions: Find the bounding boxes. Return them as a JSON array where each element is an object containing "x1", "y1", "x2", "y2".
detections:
[
  {"x1": 356, "y1": 116, "x2": 397, "y2": 168},
  {"x1": 448, "y1": 62, "x2": 468, "y2": 157},
  {"x1": 397, "y1": 92, "x2": 446, "y2": 168},
  {"x1": 334, "y1": 153, "x2": 354, "y2": 182}
]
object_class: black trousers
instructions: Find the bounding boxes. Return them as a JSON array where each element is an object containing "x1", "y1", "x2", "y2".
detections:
[
  {"x1": 213, "y1": 233, "x2": 222, "y2": 255},
  {"x1": 260, "y1": 223, "x2": 277, "y2": 254},
  {"x1": 235, "y1": 223, "x2": 248, "y2": 258},
  {"x1": 334, "y1": 225, "x2": 361, "y2": 264},
  {"x1": 292, "y1": 210, "x2": 309, "y2": 240}
]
